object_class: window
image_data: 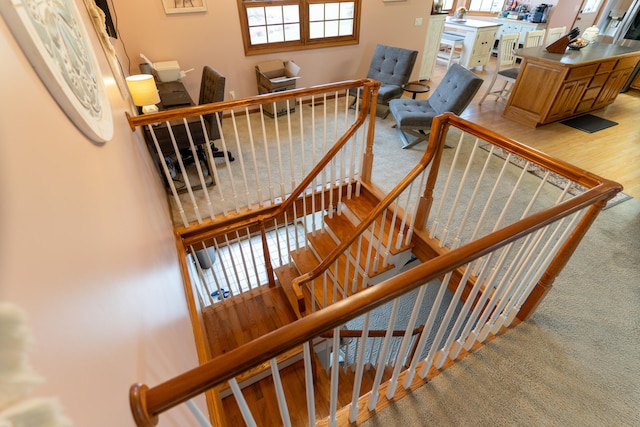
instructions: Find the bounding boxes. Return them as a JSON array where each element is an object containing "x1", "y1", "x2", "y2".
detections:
[
  {"x1": 238, "y1": 0, "x2": 361, "y2": 55},
  {"x1": 441, "y1": 0, "x2": 455, "y2": 11},
  {"x1": 468, "y1": 0, "x2": 504, "y2": 13}
]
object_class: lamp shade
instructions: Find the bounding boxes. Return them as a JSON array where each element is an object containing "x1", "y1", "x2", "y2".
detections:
[{"x1": 126, "y1": 74, "x2": 160, "y2": 107}]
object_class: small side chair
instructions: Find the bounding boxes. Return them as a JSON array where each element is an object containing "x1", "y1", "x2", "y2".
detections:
[
  {"x1": 389, "y1": 63, "x2": 483, "y2": 149},
  {"x1": 351, "y1": 44, "x2": 418, "y2": 118},
  {"x1": 545, "y1": 27, "x2": 567, "y2": 45},
  {"x1": 478, "y1": 32, "x2": 520, "y2": 105},
  {"x1": 524, "y1": 29, "x2": 547, "y2": 48}
]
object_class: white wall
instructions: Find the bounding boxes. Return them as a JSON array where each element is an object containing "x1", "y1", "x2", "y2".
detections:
[
  {"x1": 110, "y1": 0, "x2": 431, "y2": 100},
  {"x1": 0, "y1": 2, "x2": 202, "y2": 426}
]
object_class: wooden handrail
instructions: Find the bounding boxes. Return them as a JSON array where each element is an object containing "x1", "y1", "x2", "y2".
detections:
[
  {"x1": 130, "y1": 171, "x2": 619, "y2": 425},
  {"x1": 126, "y1": 79, "x2": 377, "y2": 130},
  {"x1": 163, "y1": 78, "x2": 380, "y2": 247}
]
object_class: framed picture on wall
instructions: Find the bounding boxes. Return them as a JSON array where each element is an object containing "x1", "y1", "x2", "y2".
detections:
[{"x1": 163, "y1": 0, "x2": 207, "y2": 14}]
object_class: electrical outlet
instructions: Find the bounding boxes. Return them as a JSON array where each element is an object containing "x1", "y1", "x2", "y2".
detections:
[
  {"x1": 229, "y1": 90, "x2": 236, "y2": 100},
  {"x1": 414, "y1": 17, "x2": 423, "y2": 26}
]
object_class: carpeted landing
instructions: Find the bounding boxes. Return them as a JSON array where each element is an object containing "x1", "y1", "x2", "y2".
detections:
[{"x1": 361, "y1": 198, "x2": 640, "y2": 426}]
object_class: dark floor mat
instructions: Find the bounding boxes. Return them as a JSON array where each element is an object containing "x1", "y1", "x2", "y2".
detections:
[{"x1": 560, "y1": 114, "x2": 618, "y2": 133}]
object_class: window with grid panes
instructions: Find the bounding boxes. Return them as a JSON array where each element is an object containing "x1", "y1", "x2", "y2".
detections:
[
  {"x1": 237, "y1": 0, "x2": 361, "y2": 55},
  {"x1": 467, "y1": 0, "x2": 507, "y2": 12}
]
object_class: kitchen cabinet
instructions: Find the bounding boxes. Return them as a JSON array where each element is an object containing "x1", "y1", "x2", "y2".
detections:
[
  {"x1": 444, "y1": 18, "x2": 501, "y2": 70},
  {"x1": 503, "y1": 43, "x2": 640, "y2": 127},
  {"x1": 631, "y1": 71, "x2": 640, "y2": 90},
  {"x1": 494, "y1": 18, "x2": 547, "y2": 46},
  {"x1": 419, "y1": 13, "x2": 447, "y2": 81}
]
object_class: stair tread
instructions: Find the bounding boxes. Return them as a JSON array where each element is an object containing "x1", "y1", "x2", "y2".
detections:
[
  {"x1": 307, "y1": 232, "x2": 368, "y2": 293},
  {"x1": 202, "y1": 286, "x2": 298, "y2": 358},
  {"x1": 323, "y1": 215, "x2": 396, "y2": 278},
  {"x1": 274, "y1": 263, "x2": 311, "y2": 319},
  {"x1": 342, "y1": 193, "x2": 414, "y2": 255},
  {"x1": 291, "y1": 248, "x2": 347, "y2": 308}
]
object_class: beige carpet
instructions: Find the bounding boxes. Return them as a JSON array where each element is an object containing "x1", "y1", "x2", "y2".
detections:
[
  {"x1": 360, "y1": 196, "x2": 640, "y2": 425},
  {"x1": 349, "y1": 113, "x2": 640, "y2": 426}
]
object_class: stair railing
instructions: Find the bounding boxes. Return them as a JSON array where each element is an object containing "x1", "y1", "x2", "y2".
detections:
[
  {"x1": 127, "y1": 79, "x2": 380, "y2": 230},
  {"x1": 130, "y1": 113, "x2": 621, "y2": 426},
  {"x1": 142, "y1": 80, "x2": 381, "y2": 307},
  {"x1": 319, "y1": 325, "x2": 424, "y2": 371}
]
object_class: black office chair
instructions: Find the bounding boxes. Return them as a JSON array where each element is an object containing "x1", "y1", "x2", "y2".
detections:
[{"x1": 195, "y1": 66, "x2": 234, "y2": 163}]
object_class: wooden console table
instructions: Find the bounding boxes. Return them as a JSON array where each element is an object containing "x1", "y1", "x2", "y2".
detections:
[{"x1": 503, "y1": 43, "x2": 640, "y2": 127}]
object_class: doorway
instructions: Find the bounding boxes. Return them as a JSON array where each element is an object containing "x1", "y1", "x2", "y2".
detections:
[{"x1": 574, "y1": 0, "x2": 605, "y2": 29}]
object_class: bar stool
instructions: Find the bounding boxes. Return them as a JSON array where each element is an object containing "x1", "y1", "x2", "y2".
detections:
[{"x1": 437, "y1": 32, "x2": 465, "y2": 68}]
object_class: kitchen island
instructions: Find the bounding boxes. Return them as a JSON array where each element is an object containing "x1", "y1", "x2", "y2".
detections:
[
  {"x1": 443, "y1": 18, "x2": 501, "y2": 70},
  {"x1": 503, "y1": 42, "x2": 640, "y2": 127}
]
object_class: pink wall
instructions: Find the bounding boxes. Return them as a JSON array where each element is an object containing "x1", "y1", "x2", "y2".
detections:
[
  {"x1": 546, "y1": 0, "x2": 582, "y2": 32},
  {"x1": 0, "y1": 2, "x2": 204, "y2": 425},
  {"x1": 110, "y1": 0, "x2": 430, "y2": 101},
  {"x1": 0, "y1": 1, "x2": 433, "y2": 425}
]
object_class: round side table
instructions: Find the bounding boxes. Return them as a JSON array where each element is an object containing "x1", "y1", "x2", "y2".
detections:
[{"x1": 402, "y1": 82, "x2": 431, "y2": 99}]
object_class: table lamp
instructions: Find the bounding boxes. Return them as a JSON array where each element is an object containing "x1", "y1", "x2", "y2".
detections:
[{"x1": 126, "y1": 74, "x2": 160, "y2": 114}]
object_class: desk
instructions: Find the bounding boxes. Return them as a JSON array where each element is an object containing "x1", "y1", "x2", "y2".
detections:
[
  {"x1": 144, "y1": 81, "x2": 204, "y2": 154},
  {"x1": 503, "y1": 43, "x2": 640, "y2": 127},
  {"x1": 143, "y1": 81, "x2": 228, "y2": 191}
]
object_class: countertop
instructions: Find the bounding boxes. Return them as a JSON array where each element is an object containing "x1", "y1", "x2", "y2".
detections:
[
  {"x1": 494, "y1": 17, "x2": 546, "y2": 25},
  {"x1": 515, "y1": 42, "x2": 640, "y2": 65},
  {"x1": 445, "y1": 17, "x2": 502, "y2": 28}
]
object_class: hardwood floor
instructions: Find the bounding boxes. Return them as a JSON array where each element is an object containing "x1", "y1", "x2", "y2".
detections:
[{"x1": 420, "y1": 59, "x2": 640, "y2": 199}]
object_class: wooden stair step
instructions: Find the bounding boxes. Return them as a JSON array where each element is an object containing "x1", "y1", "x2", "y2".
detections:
[
  {"x1": 323, "y1": 214, "x2": 395, "y2": 278},
  {"x1": 306, "y1": 233, "x2": 367, "y2": 296},
  {"x1": 202, "y1": 285, "x2": 298, "y2": 359},
  {"x1": 290, "y1": 248, "x2": 347, "y2": 309},
  {"x1": 341, "y1": 193, "x2": 414, "y2": 256},
  {"x1": 275, "y1": 263, "x2": 312, "y2": 319}
]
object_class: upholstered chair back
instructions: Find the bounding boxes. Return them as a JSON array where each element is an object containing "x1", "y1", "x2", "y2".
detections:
[
  {"x1": 428, "y1": 63, "x2": 483, "y2": 116},
  {"x1": 199, "y1": 66, "x2": 226, "y2": 141}
]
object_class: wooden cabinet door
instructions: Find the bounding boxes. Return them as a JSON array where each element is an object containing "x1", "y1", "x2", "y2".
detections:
[
  {"x1": 546, "y1": 77, "x2": 590, "y2": 122},
  {"x1": 631, "y1": 71, "x2": 640, "y2": 90},
  {"x1": 592, "y1": 69, "x2": 633, "y2": 110}
]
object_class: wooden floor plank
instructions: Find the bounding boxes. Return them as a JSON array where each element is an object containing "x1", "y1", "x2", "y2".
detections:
[{"x1": 202, "y1": 286, "x2": 298, "y2": 359}]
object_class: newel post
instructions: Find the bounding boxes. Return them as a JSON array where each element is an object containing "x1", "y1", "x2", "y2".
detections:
[
  {"x1": 360, "y1": 81, "x2": 379, "y2": 184},
  {"x1": 130, "y1": 383, "x2": 159, "y2": 427}
]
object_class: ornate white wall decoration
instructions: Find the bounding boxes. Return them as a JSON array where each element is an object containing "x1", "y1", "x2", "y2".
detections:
[{"x1": 0, "y1": 0, "x2": 114, "y2": 144}]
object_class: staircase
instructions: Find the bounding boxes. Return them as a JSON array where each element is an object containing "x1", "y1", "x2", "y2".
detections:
[
  {"x1": 199, "y1": 188, "x2": 415, "y2": 424},
  {"x1": 127, "y1": 82, "x2": 621, "y2": 427},
  {"x1": 277, "y1": 188, "x2": 414, "y2": 318}
]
